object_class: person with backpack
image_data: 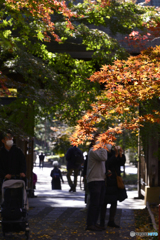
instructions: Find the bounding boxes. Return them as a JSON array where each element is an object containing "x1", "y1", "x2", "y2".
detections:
[
  {"x1": 65, "y1": 146, "x2": 84, "y2": 192},
  {"x1": 50, "y1": 161, "x2": 64, "y2": 190}
]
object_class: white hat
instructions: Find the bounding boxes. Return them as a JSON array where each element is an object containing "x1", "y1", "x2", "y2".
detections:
[{"x1": 53, "y1": 161, "x2": 58, "y2": 167}]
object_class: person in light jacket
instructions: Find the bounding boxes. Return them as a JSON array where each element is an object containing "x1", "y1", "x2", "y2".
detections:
[{"x1": 85, "y1": 132, "x2": 108, "y2": 232}]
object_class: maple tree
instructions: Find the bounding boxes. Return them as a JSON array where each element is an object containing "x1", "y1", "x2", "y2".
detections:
[
  {"x1": 0, "y1": 0, "x2": 160, "y2": 136},
  {"x1": 71, "y1": 45, "x2": 160, "y2": 150}
]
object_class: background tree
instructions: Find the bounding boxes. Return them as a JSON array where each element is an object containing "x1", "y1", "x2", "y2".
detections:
[
  {"x1": 71, "y1": 45, "x2": 160, "y2": 155},
  {"x1": 34, "y1": 116, "x2": 74, "y2": 155}
]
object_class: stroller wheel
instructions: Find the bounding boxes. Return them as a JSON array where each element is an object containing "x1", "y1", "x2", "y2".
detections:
[{"x1": 25, "y1": 230, "x2": 29, "y2": 240}]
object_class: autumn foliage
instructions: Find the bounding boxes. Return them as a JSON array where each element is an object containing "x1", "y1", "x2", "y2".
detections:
[
  {"x1": 71, "y1": 45, "x2": 160, "y2": 147},
  {"x1": 1, "y1": 0, "x2": 160, "y2": 136},
  {"x1": 124, "y1": 22, "x2": 160, "y2": 50},
  {"x1": 5, "y1": 0, "x2": 79, "y2": 42}
]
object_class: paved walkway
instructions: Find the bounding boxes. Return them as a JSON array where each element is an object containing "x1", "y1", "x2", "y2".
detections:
[
  {"x1": 27, "y1": 207, "x2": 135, "y2": 240},
  {"x1": 0, "y1": 162, "x2": 144, "y2": 239}
]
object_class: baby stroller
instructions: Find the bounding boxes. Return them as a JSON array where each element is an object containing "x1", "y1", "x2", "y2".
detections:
[{"x1": 0, "y1": 177, "x2": 29, "y2": 239}]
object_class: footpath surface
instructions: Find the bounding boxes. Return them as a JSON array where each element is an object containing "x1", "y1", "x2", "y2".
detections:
[{"x1": 0, "y1": 161, "x2": 145, "y2": 240}]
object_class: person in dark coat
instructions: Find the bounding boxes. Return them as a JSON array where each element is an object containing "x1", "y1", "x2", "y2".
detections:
[
  {"x1": 82, "y1": 154, "x2": 88, "y2": 205},
  {"x1": 65, "y1": 146, "x2": 84, "y2": 192},
  {"x1": 100, "y1": 145, "x2": 127, "y2": 229},
  {"x1": 0, "y1": 130, "x2": 26, "y2": 181},
  {"x1": 39, "y1": 152, "x2": 45, "y2": 168},
  {"x1": 50, "y1": 161, "x2": 64, "y2": 190}
]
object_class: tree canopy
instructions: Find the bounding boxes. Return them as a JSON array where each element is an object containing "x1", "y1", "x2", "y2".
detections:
[
  {"x1": 0, "y1": 0, "x2": 160, "y2": 137},
  {"x1": 71, "y1": 45, "x2": 160, "y2": 149}
]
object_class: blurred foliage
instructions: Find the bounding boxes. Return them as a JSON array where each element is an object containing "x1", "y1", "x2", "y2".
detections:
[
  {"x1": 34, "y1": 117, "x2": 74, "y2": 155},
  {"x1": 123, "y1": 173, "x2": 137, "y2": 184},
  {"x1": 0, "y1": 0, "x2": 160, "y2": 139}
]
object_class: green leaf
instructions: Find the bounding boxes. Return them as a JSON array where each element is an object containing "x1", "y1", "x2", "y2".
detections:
[
  {"x1": 3, "y1": 30, "x2": 11, "y2": 38},
  {"x1": 37, "y1": 31, "x2": 44, "y2": 41}
]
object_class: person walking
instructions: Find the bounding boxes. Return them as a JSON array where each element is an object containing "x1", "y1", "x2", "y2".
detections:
[
  {"x1": 0, "y1": 130, "x2": 26, "y2": 181},
  {"x1": 100, "y1": 145, "x2": 127, "y2": 229},
  {"x1": 85, "y1": 132, "x2": 108, "y2": 231},
  {"x1": 50, "y1": 161, "x2": 64, "y2": 190},
  {"x1": 39, "y1": 152, "x2": 45, "y2": 168},
  {"x1": 65, "y1": 146, "x2": 84, "y2": 192}
]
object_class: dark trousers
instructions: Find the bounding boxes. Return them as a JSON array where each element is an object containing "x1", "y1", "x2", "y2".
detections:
[
  {"x1": 100, "y1": 198, "x2": 117, "y2": 226},
  {"x1": 86, "y1": 181, "x2": 105, "y2": 227},
  {"x1": 39, "y1": 160, "x2": 44, "y2": 168},
  {"x1": 67, "y1": 168, "x2": 79, "y2": 188}
]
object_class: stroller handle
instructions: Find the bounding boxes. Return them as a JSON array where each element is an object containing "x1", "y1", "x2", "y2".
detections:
[{"x1": 4, "y1": 175, "x2": 26, "y2": 182}]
